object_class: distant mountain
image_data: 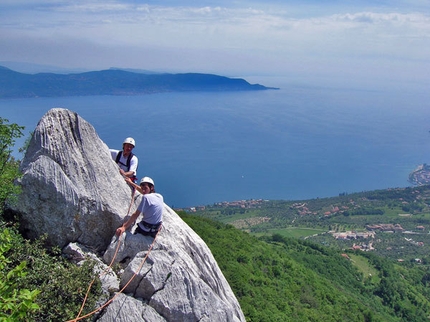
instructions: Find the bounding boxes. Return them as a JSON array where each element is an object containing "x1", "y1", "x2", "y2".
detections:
[
  {"x1": 0, "y1": 66, "x2": 278, "y2": 98},
  {"x1": 0, "y1": 61, "x2": 90, "y2": 74}
]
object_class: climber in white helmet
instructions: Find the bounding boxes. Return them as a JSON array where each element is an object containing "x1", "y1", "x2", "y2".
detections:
[
  {"x1": 116, "y1": 176, "x2": 163, "y2": 238},
  {"x1": 110, "y1": 137, "x2": 139, "y2": 183}
]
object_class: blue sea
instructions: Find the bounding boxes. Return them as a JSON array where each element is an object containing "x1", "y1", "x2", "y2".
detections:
[{"x1": 2, "y1": 77, "x2": 430, "y2": 208}]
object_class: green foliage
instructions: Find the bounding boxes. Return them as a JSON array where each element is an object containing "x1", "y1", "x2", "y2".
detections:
[
  {"x1": 0, "y1": 228, "x2": 40, "y2": 320},
  {"x1": 179, "y1": 211, "x2": 430, "y2": 322},
  {"x1": 0, "y1": 118, "x2": 40, "y2": 321},
  {"x1": 0, "y1": 117, "x2": 24, "y2": 212},
  {"x1": 1, "y1": 228, "x2": 102, "y2": 321}
]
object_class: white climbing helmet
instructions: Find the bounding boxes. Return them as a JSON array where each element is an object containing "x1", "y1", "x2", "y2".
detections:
[
  {"x1": 123, "y1": 137, "x2": 135, "y2": 147},
  {"x1": 140, "y1": 177, "x2": 155, "y2": 186}
]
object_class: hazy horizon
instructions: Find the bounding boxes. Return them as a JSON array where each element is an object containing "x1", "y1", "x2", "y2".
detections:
[{"x1": 1, "y1": 1, "x2": 429, "y2": 92}]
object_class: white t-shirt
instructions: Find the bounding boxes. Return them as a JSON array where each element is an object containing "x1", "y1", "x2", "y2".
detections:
[
  {"x1": 137, "y1": 193, "x2": 164, "y2": 225},
  {"x1": 110, "y1": 149, "x2": 138, "y2": 176}
]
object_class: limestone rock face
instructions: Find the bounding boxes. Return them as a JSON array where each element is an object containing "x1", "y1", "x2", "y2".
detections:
[
  {"x1": 11, "y1": 108, "x2": 134, "y2": 250},
  {"x1": 98, "y1": 293, "x2": 167, "y2": 322},
  {"x1": 102, "y1": 206, "x2": 244, "y2": 322},
  {"x1": 9, "y1": 108, "x2": 245, "y2": 322}
]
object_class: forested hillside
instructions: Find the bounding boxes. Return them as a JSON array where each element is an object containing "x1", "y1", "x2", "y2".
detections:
[{"x1": 180, "y1": 211, "x2": 430, "y2": 321}]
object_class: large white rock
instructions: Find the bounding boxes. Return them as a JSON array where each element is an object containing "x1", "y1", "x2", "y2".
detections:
[
  {"x1": 12, "y1": 108, "x2": 134, "y2": 250},
  {"x1": 9, "y1": 108, "x2": 245, "y2": 322}
]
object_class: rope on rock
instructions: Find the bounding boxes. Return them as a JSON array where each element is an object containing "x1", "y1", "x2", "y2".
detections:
[
  {"x1": 126, "y1": 188, "x2": 136, "y2": 218},
  {"x1": 68, "y1": 226, "x2": 161, "y2": 322}
]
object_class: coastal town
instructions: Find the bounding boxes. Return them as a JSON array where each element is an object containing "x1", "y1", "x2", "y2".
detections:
[
  {"x1": 330, "y1": 223, "x2": 426, "y2": 252},
  {"x1": 178, "y1": 198, "x2": 267, "y2": 213}
]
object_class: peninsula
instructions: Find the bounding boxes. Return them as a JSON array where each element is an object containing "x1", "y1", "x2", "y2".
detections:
[
  {"x1": 409, "y1": 163, "x2": 430, "y2": 185},
  {"x1": 0, "y1": 66, "x2": 278, "y2": 98}
]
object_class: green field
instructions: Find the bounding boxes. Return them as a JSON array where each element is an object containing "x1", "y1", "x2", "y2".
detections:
[{"x1": 348, "y1": 253, "x2": 381, "y2": 283}]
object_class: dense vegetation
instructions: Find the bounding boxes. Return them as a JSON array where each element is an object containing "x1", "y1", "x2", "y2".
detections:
[{"x1": 186, "y1": 186, "x2": 430, "y2": 320}]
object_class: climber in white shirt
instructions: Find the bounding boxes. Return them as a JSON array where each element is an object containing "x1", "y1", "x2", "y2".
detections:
[
  {"x1": 115, "y1": 176, "x2": 163, "y2": 238},
  {"x1": 110, "y1": 137, "x2": 139, "y2": 183}
]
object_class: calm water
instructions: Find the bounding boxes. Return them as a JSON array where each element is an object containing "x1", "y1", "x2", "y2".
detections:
[{"x1": 2, "y1": 78, "x2": 430, "y2": 207}]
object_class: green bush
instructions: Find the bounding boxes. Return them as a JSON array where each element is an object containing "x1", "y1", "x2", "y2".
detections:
[
  {"x1": 0, "y1": 228, "x2": 40, "y2": 320},
  {"x1": 0, "y1": 117, "x2": 24, "y2": 212},
  {"x1": 2, "y1": 228, "x2": 102, "y2": 321},
  {"x1": 0, "y1": 117, "x2": 40, "y2": 321}
]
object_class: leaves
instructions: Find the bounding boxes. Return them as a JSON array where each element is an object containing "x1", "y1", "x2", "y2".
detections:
[
  {"x1": 0, "y1": 117, "x2": 24, "y2": 212},
  {"x1": 0, "y1": 229, "x2": 41, "y2": 320}
]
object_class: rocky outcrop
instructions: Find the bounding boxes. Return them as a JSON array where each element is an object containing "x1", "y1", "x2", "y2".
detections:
[
  {"x1": 12, "y1": 108, "x2": 131, "y2": 250},
  {"x1": 9, "y1": 108, "x2": 245, "y2": 322}
]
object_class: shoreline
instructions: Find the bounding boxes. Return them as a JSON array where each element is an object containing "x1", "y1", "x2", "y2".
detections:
[{"x1": 409, "y1": 163, "x2": 430, "y2": 185}]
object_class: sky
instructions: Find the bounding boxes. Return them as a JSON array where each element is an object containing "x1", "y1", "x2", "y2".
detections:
[{"x1": 0, "y1": 0, "x2": 429, "y2": 88}]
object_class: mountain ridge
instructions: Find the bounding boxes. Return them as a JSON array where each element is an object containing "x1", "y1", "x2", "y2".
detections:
[{"x1": 0, "y1": 66, "x2": 278, "y2": 98}]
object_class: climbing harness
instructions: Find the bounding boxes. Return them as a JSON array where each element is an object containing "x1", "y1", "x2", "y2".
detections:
[
  {"x1": 115, "y1": 151, "x2": 137, "y2": 183},
  {"x1": 115, "y1": 151, "x2": 133, "y2": 172},
  {"x1": 135, "y1": 221, "x2": 162, "y2": 238}
]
